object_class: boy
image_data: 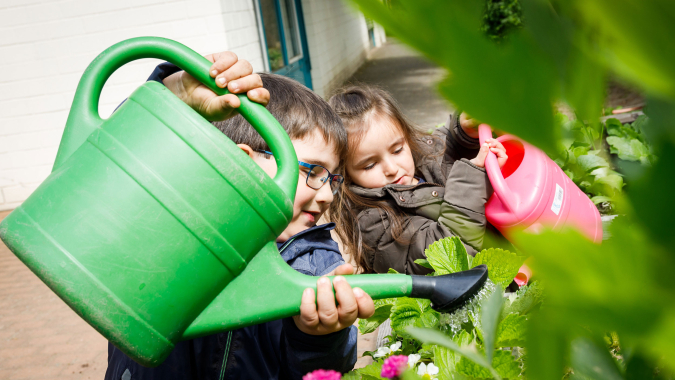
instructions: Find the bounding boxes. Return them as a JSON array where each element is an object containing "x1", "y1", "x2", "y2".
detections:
[{"x1": 105, "y1": 53, "x2": 375, "y2": 379}]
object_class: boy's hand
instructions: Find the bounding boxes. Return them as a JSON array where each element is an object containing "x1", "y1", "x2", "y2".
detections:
[
  {"x1": 470, "y1": 139, "x2": 508, "y2": 168},
  {"x1": 163, "y1": 51, "x2": 270, "y2": 121},
  {"x1": 293, "y1": 264, "x2": 375, "y2": 336},
  {"x1": 459, "y1": 112, "x2": 480, "y2": 138}
]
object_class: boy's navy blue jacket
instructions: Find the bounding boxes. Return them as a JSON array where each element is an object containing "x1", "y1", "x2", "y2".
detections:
[{"x1": 105, "y1": 224, "x2": 358, "y2": 380}]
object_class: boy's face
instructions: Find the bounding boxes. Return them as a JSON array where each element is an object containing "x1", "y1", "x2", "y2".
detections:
[{"x1": 247, "y1": 129, "x2": 340, "y2": 242}]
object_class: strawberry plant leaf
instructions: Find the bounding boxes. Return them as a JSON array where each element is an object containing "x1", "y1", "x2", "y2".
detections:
[
  {"x1": 472, "y1": 248, "x2": 526, "y2": 289},
  {"x1": 425, "y1": 236, "x2": 470, "y2": 275}
]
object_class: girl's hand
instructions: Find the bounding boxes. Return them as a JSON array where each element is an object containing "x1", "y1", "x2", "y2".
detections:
[
  {"x1": 470, "y1": 139, "x2": 508, "y2": 168},
  {"x1": 163, "y1": 51, "x2": 270, "y2": 121},
  {"x1": 293, "y1": 264, "x2": 375, "y2": 336},
  {"x1": 459, "y1": 112, "x2": 480, "y2": 138}
]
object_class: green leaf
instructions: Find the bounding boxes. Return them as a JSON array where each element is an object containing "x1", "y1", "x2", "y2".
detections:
[
  {"x1": 472, "y1": 248, "x2": 526, "y2": 289},
  {"x1": 606, "y1": 136, "x2": 644, "y2": 161},
  {"x1": 591, "y1": 174, "x2": 624, "y2": 196},
  {"x1": 481, "y1": 288, "x2": 505, "y2": 364},
  {"x1": 407, "y1": 327, "x2": 499, "y2": 379},
  {"x1": 425, "y1": 236, "x2": 470, "y2": 275},
  {"x1": 492, "y1": 349, "x2": 523, "y2": 379},
  {"x1": 351, "y1": 0, "x2": 558, "y2": 153},
  {"x1": 502, "y1": 282, "x2": 544, "y2": 316},
  {"x1": 359, "y1": 298, "x2": 396, "y2": 334},
  {"x1": 576, "y1": 0, "x2": 675, "y2": 99},
  {"x1": 414, "y1": 258, "x2": 433, "y2": 270},
  {"x1": 387, "y1": 268, "x2": 400, "y2": 274},
  {"x1": 346, "y1": 361, "x2": 384, "y2": 380},
  {"x1": 390, "y1": 298, "x2": 439, "y2": 338},
  {"x1": 570, "y1": 337, "x2": 623, "y2": 380},
  {"x1": 456, "y1": 356, "x2": 493, "y2": 379},
  {"x1": 591, "y1": 195, "x2": 613, "y2": 205},
  {"x1": 434, "y1": 330, "x2": 474, "y2": 379},
  {"x1": 577, "y1": 154, "x2": 610, "y2": 173},
  {"x1": 496, "y1": 313, "x2": 527, "y2": 348},
  {"x1": 456, "y1": 350, "x2": 520, "y2": 380}
]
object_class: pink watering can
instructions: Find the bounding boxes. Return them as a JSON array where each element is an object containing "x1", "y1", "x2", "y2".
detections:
[{"x1": 478, "y1": 124, "x2": 603, "y2": 245}]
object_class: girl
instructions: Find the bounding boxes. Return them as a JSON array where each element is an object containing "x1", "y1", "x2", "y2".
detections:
[{"x1": 328, "y1": 86, "x2": 507, "y2": 274}]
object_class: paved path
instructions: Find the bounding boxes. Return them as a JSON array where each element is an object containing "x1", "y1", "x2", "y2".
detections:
[
  {"x1": 0, "y1": 210, "x2": 108, "y2": 380},
  {"x1": 343, "y1": 38, "x2": 454, "y2": 128}
]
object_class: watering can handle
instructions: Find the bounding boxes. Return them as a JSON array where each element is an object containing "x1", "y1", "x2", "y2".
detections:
[
  {"x1": 53, "y1": 37, "x2": 298, "y2": 201},
  {"x1": 478, "y1": 124, "x2": 518, "y2": 214}
]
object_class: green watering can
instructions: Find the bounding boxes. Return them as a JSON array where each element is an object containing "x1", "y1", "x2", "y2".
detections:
[{"x1": 0, "y1": 37, "x2": 488, "y2": 367}]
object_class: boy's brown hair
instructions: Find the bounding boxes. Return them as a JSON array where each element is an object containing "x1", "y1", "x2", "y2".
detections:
[
  {"x1": 328, "y1": 85, "x2": 430, "y2": 273},
  {"x1": 213, "y1": 73, "x2": 347, "y2": 160}
]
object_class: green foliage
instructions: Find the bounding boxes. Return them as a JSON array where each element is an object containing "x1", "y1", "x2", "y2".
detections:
[
  {"x1": 605, "y1": 116, "x2": 656, "y2": 165},
  {"x1": 359, "y1": 298, "x2": 396, "y2": 334},
  {"x1": 352, "y1": 238, "x2": 532, "y2": 379},
  {"x1": 502, "y1": 282, "x2": 543, "y2": 316},
  {"x1": 390, "y1": 298, "x2": 440, "y2": 338},
  {"x1": 482, "y1": 0, "x2": 523, "y2": 41},
  {"x1": 425, "y1": 236, "x2": 470, "y2": 275},
  {"x1": 472, "y1": 248, "x2": 526, "y2": 289},
  {"x1": 496, "y1": 313, "x2": 527, "y2": 348},
  {"x1": 351, "y1": 0, "x2": 675, "y2": 377}
]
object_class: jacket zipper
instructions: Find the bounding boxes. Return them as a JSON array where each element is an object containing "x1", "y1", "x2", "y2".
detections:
[
  {"x1": 218, "y1": 331, "x2": 233, "y2": 380},
  {"x1": 218, "y1": 240, "x2": 294, "y2": 380}
]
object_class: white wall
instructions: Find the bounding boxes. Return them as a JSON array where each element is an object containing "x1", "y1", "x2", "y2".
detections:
[
  {"x1": 0, "y1": 0, "x2": 377, "y2": 210},
  {"x1": 0, "y1": 0, "x2": 264, "y2": 211},
  {"x1": 301, "y1": 0, "x2": 370, "y2": 98}
]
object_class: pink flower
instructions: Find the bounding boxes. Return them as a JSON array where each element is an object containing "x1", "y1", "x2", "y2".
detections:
[
  {"x1": 302, "y1": 369, "x2": 342, "y2": 380},
  {"x1": 381, "y1": 355, "x2": 409, "y2": 379}
]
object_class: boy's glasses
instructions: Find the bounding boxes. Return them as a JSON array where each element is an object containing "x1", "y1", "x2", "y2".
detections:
[{"x1": 254, "y1": 150, "x2": 344, "y2": 194}]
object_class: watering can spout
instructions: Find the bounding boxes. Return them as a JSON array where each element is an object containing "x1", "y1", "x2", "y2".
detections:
[
  {"x1": 478, "y1": 124, "x2": 519, "y2": 215},
  {"x1": 182, "y1": 242, "x2": 488, "y2": 340}
]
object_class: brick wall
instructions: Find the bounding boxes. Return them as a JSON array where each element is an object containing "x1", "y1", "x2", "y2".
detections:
[
  {"x1": 0, "y1": 0, "x2": 264, "y2": 211},
  {"x1": 301, "y1": 0, "x2": 370, "y2": 98}
]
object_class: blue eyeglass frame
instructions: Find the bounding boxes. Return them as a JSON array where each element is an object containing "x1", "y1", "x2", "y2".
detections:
[{"x1": 254, "y1": 150, "x2": 344, "y2": 194}]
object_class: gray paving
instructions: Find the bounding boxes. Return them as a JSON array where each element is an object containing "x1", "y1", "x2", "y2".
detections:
[{"x1": 342, "y1": 38, "x2": 454, "y2": 129}]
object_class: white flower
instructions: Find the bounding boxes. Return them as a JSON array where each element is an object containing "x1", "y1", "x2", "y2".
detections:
[
  {"x1": 407, "y1": 354, "x2": 421, "y2": 368},
  {"x1": 417, "y1": 362, "x2": 439, "y2": 379},
  {"x1": 390, "y1": 341, "x2": 402, "y2": 352},
  {"x1": 372, "y1": 346, "x2": 391, "y2": 358}
]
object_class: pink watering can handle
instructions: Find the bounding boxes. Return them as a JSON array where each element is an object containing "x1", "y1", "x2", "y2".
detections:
[{"x1": 478, "y1": 124, "x2": 518, "y2": 214}]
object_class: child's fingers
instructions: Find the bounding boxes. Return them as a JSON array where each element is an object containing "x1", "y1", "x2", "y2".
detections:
[
  {"x1": 316, "y1": 277, "x2": 339, "y2": 329},
  {"x1": 227, "y1": 72, "x2": 263, "y2": 94},
  {"x1": 212, "y1": 60, "x2": 254, "y2": 89},
  {"x1": 333, "y1": 276, "x2": 359, "y2": 326},
  {"x1": 328, "y1": 263, "x2": 355, "y2": 277},
  {"x1": 246, "y1": 88, "x2": 270, "y2": 107},
  {"x1": 470, "y1": 142, "x2": 489, "y2": 168},
  {"x1": 353, "y1": 288, "x2": 375, "y2": 319},
  {"x1": 204, "y1": 94, "x2": 241, "y2": 118},
  {"x1": 207, "y1": 51, "x2": 239, "y2": 77},
  {"x1": 296, "y1": 288, "x2": 319, "y2": 328}
]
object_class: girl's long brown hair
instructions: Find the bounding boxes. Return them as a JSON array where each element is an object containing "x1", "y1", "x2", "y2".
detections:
[{"x1": 327, "y1": 85, "x2": 430, "y2": 273}]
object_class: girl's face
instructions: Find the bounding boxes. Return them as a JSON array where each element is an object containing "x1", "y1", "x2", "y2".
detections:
[
  {"x1": 243, "y1": 129, "x2": 339, "y2": 242},
  {"x1": 346, "y1": 114, "x2": 417, "y2": 189}
]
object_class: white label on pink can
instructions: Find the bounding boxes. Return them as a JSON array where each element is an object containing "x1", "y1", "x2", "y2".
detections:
[{"x1": 551, "y1": 183, "x2": 564, "y2": 215}]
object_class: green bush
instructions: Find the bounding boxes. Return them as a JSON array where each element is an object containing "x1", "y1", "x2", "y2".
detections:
[{"x1": 350, "y1": 0, "x2": 675, "y2": 377}]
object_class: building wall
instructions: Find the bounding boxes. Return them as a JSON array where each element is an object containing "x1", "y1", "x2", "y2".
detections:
[
  {"x1": 0, "y1": 0, "x2": 264, "y2": 211},
  {"x1": 0, "y1": 0, "x2": 376, "y2": 210},
  {"x1": 301, "y1": 0, "x2": 370, "y2": 98}
]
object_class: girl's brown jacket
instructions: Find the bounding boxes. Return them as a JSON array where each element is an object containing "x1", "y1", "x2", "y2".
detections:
[{"x1": 349, "y1": 113, "x2": 492, "y2": 274}]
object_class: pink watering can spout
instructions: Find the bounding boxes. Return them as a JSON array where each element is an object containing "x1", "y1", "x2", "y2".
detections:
[{"x1": 478, "y1": 124, "x2": 519, "y2": 216}]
